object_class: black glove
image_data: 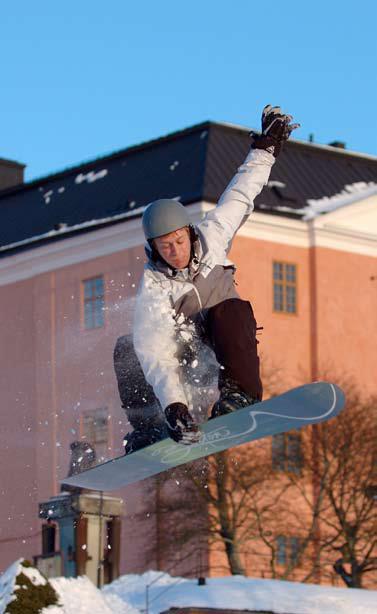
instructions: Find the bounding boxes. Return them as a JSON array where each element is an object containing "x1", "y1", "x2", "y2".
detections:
[
  {"x1": 164, "y1": 403, "x2": 201, "y2": 445},
  {"x1": 251, "y1": 104, "x2": 300, "y2": 157}
]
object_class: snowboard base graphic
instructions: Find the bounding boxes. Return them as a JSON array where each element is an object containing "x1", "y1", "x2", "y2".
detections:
[{"x1": 61, "y1": 382, "x2": 345, "y2": 492}]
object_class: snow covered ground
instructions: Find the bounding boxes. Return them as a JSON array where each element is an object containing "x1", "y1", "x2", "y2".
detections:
[
  {"x1": 103, "y1": 570, "x2": 377, "y2": 614},
  {"x1": 1, "y1": 560, "x2": 377, "y2": 613}
]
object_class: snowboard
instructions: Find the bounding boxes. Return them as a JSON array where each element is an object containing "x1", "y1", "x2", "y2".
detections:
[{"x1": 61, "y1": 381, "x2": 345, "y2": 492}]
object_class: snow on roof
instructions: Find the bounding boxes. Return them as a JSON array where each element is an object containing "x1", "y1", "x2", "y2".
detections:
[
  {"x1": 0, "y1": 206, "x2": 146, "y2": 254},
  {"x1": 302, "y1": 181, "x2": 377, "y2": 220},
  {"x1": 258, "y1": 181, "x2": 377, "y2": 221}
]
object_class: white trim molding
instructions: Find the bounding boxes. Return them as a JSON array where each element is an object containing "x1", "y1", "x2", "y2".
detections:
[
  {"x1": 0, "y1": 203, "x2": 204, "y2": 286},
  {"x1": 0, "y1": 198, "x2": 376, "y2": 287}
]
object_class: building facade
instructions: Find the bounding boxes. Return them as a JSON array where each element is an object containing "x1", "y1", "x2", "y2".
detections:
[{"x1": 0, "y1": 122, "x2": 376, "y2": 585}]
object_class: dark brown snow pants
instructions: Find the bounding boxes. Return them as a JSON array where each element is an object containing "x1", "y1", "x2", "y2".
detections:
[{"x1": 205, "y1": 298, "x2": 263, "y2": 401}]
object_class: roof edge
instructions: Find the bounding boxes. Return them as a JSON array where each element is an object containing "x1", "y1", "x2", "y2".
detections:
[
  {"x1": 1, "y1": 118, "x2": 376, "y2": 201},
  {"x1": 11, "y1": 120, "x2": 213, "y2": 192},
  {"x1": 214, "y1": 120, "x2": 377, "y2": 161}
]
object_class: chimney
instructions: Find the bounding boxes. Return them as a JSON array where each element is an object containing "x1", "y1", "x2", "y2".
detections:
[
  {"x1": 328, "y1": 141, "x2": 346, "y2": 149},
  {"x1": 0, "y1": 157, "x2": 25, "y2": 191}
]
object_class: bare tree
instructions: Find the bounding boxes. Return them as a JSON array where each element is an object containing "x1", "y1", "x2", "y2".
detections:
[
  {"x1": 137, "y1": 381, "x2": 377, "y2": 586},
  {"x1": 306, "y1": 386, "x2": 377, "y2": 587},
  {"x1": 138, "y1": 442, "x2": 301, "y2": 577}
]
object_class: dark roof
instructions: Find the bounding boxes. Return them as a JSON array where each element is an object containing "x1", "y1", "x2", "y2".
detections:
[{"x1": 1, "y1": 121, "x2": 376, "y2": 256}]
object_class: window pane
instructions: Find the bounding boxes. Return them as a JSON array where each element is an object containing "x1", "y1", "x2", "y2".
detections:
[
  {"x1": 272, "y1": 434, "x2": 286, "y2": 470},
  {"x1": 273, "y1": 262, "x2": 283, "y2": 281},
  {"x1": 287, "y1": 433, "x2": 302, "y2": 473},
  {"x1": 84, "y1": 280, "x2": 93, "y2": 299},
  {"x1": 94, "y1": 277, "x2": 104, "y2": 298},
  {"x1": 83, "y1": 277, "x2": 105, "y2": 329},
  {"x1": 273, "y1": 284, "x2": 284, "y2": 311},
  {"x1": 93, "y1": 298, "x2": 104, "y2": 327},
  {"x1": 290, "y1": 537, "x2": 301, "y2": 564},
  {"x1": 276, "y1": 536, "x2": 287, "y2": 565},
  {"x1": 84, "y1": 301, "x2": 93, "y2": 329},
  {"x1": 285, "y1": 264, "x2": 296, "y2": 282},
  {"x1": 286, "y1": 286, "x2": 296, "y2": 314}
]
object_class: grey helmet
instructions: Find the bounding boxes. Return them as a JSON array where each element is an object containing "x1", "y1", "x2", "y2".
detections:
[{"x1": 142, "y1": 198, "x2": 190, "y2": 240}]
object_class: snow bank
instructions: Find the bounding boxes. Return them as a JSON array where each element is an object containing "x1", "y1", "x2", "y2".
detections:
[
  {"x1": 0, "y1": 560, "x2": 138, "y2": 614},
  {"x1": 103, "y1": 570, "x2": 377, "y2": 614},
  {"x1": 2, "y1": 560, "x2": 376, "y2": 614},
  {"x1": 0, "y1": 559, "x2": 19, "y2": 613},
  {"x1": 47, "y1": 575, "x2": 138, "y2": 613}
]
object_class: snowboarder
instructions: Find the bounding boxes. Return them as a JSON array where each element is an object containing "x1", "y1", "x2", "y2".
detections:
[{"x1": 116, "y1": 105, "x2": 300, "y2": 453}]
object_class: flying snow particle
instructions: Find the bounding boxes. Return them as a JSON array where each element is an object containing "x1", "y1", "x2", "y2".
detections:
[
  {"x1": 191, "y1": 359, "x2": 198, "y2": 369},
  {"x1": 180, "y1": 331, "x2": 192, "y2": 342}
]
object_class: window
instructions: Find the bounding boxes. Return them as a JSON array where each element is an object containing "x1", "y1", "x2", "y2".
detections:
[
  {"x1": 81, "y1": 408, "x2": 109, "y2": 462},
  {"x1": 273, "y1": 261, "x2": 297, "y2": 314},
  {"x1": 276, "y1": 535, "x2": 302, "y2": 566},
  {"x1": 272, "y1": 431, "x2": 303, "y2": 474},
  {"x1": 83, "y1": 276, "x2": 105, "y2": 329}
]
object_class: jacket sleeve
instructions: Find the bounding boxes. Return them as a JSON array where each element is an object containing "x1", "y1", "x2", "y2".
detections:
[
  {"x1": 132, "y1": 274, "x2": 187, "y2": 410},
  {"x1": 199, "y1": 148, "x2": 274, "y2": 255}
]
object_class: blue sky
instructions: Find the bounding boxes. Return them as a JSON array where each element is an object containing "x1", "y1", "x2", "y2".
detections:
[{"x1": 1, "y1": 0, "x2": 376, "y2": 181}]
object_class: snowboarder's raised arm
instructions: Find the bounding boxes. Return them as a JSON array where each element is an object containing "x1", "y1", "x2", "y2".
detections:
[
  {"x1": 199, "y1": 105, "x2": 300, "y2": 254},
  {"x1": 133, "y1": 274, "x2": 187, "y2": 410}
]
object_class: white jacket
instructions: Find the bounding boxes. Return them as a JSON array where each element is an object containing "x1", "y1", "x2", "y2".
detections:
[{"x1": 133, "y1": 148, "x2": 275, "y2": 409}]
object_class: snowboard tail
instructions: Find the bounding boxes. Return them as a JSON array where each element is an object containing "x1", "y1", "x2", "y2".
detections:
[{"x1": 61, "y1": 382, "x2": 345, "y2": 492}]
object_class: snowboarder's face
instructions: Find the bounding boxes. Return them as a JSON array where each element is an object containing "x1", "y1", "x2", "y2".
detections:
[{"x1": 153, "y1": 227, "x2": 191, "y2": 270}]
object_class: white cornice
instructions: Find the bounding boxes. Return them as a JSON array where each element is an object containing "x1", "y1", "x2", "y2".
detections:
[
  {"x1": 203, "y1": 202, "x2": 377, "y2": 257},
  {"x1": 0, "y1": 203, "x2": 204, "y2": 287},
  {"x1": 0, "y1": 200, "x2": 376, "y2": 287}
]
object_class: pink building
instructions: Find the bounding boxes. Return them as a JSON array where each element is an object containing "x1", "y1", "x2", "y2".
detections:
[{"x1": 0, "y1": 123, "x2": 376, "y2": 582}]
